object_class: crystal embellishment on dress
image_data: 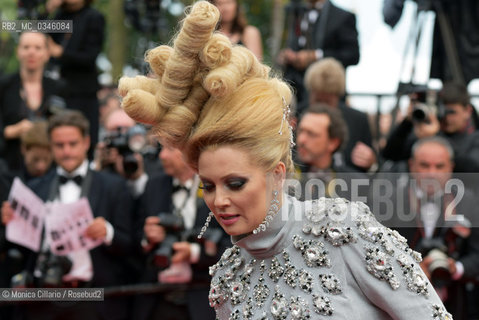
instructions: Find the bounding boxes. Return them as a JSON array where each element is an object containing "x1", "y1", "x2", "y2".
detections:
[
  {"x1": 293, "y1": 235, "x2": 331, "y2": 268},
  {"x1": 269, "y1": 257, "x2": 285, "y2": 282},
  {"x1": 323, "y1": 223, "x2": 357, "y2": 246},
  {"x1": 432, "y1": 304, "x2": 453, "y2": 319},
  {"x1": 364, "y1": 245, "x2": 400, "y2": 290},
  {"x1": 319, "y1": 274, "x2": 342, "y2": 295},
  {"x1": 270, "y1": 286, "x2": 289, "y2": 320},
  {"x1": 209, "y1": 276, "x2": 228, "y2": 308},
  {"x1": 209, "y1": 245, "x2": 241, "y2": 276},
  {"x1": 312, "y1": 294, "x2": 334, "y2": 316},
  {"x1": 397, "y1": 254, "x2": 429, "y2": 297},
  {"x1": 283, "y1": 250, "x2": 299, "y2": 288},
  {"x1": 290, "y1": 296, "x2": 311, "y2": 320},
  {"x1": 230, "y1": 280, "x2": 248, "y2": 305},
  {"x1": 253, "y1": 261, "x2": 270, "y2": 307},
  {"x1": 298, "y1": 269, "x2": 314, "y2": 293},
  {"x1": 229, "y1": 309, "x2": 240, "y2": 320},
  {"x1": 305, "y1": 199, "x2": 327, "y2": 223}
]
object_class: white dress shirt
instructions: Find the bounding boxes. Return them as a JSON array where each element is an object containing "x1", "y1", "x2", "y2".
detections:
[{"x1": 55, "y1": 160, "x2": 114, "y2": 282}]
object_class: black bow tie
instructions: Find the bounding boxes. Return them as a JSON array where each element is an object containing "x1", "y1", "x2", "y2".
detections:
[
  {"x1": 172, "y1": 184, "x2": 189, "y2": 193},
  {"x1": 59, "y1": 175, "x2": 83, "y2": 186}
]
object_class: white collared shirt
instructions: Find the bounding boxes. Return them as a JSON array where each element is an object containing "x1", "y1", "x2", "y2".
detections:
[
  {"x1": 171, "y1": 176, "x2": 201, "y2": 263},
  {"x1": 54, "y1": 160, "x2": 113, "y2": 282},
  {"x1": 171, "y1": 176, "x2": 199, "y2": 230}
]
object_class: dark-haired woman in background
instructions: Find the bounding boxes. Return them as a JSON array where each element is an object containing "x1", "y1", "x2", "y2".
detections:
[{"x1": 209, "y1": 0, "x2": 263, "y2": 60}]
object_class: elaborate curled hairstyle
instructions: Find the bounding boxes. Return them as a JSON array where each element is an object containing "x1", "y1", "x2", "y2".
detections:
[{"x1": 119, "y1": 1, "x2": 294, "y2": 173}]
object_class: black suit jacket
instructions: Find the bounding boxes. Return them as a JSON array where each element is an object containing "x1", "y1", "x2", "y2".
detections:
[
  {"x1": 135, "y1": 173, "x2": 229, "y2": 320},
  {"x1": 50, "y1": 6, "x2": 105, "y2": 96},
  {"x1": 338, "y1": 102, "x2": 374, "y2": 171},
  {"x1": 371, "y1": 175, "x2": 479, "y2": 280},
  {"x1": 27, "y1": 169, "x2": 133, "y2": 286},
  {"x1": 0, "y1": 73, "x2": 64, "y2": 172},
  {"x1": 284, "y1": 0, "x2": 360, "y2": 109}
]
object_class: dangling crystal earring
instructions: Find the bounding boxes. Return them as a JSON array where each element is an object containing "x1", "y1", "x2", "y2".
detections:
[
  {"x1": 198, "y1": 212, "x2": 214, "y2": 239},
  {"x1": 253, "y1": 190, "x2": 280, "y2": 235}
]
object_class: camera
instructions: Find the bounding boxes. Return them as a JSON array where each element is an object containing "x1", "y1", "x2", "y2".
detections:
[
  {"x1": 103, "y1": 125, "x2": 148, "y2": 178},
  {"x1": 36, "y1": 251, "x2": 72, "y2": 287},
  {"x1": 12, "y1": 251, "x2": 73, "y2": 288},
  {"x1": 44, "y1": 95, "x2": 67, "y2": 118},
  {"x1": 416, "y1": 221, "x2": 470, "y2": 287},
  {"x1": 400, "y1": 83, "x2": 453, "y2": 124},
  {"x1": 152, "y1": 213, "x2": 185, "y2": 269},
  {"x1": 416, "y1": 237, "x2": 451, "y2": 286}
]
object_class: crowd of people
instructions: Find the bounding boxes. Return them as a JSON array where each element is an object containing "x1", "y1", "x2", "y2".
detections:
[{"x1": 1, "y1": 0, "x2": 478, "y2": 319}]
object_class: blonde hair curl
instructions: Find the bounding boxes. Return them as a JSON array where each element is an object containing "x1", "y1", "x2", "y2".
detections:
[{"x1": 119, "y1": 0, "x2": 294, "y2": 173}]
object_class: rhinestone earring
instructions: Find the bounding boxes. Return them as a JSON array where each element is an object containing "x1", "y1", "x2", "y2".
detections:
[
  {"x1": 197, "y1": 212, "x2": 214, "y2": 239},
  {"x1": 253, "y1": 190, "x2": 280, "y2": 235}
]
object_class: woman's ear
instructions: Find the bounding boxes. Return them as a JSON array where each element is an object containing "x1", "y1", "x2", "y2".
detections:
[{"x1": 273, "y1": 161, "x2": 286, "y2": 188}]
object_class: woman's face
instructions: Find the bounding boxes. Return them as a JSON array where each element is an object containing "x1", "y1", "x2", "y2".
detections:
[
  {"x1": 198, "y1": 146, "x2": 284, "y2": 236},
  {"x1": 214, "y1": 0, "x2": 237, "y2": 24},
  {"x1": 17, "y1": 33, "x2": 49, "y2": 72}
]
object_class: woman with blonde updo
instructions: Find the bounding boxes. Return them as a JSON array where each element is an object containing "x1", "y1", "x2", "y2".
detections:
[{"x1": 119, "y1": 1, "x2": 452, "y2": 319}]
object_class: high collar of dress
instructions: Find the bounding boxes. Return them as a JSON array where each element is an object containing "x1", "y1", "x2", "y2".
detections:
[{"x1": 231, "y1": 194, "x2": 296, "y2": 259}]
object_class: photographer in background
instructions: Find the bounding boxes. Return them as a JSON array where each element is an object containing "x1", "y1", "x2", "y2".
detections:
[
  {"x1": 1, "y1": 110, "x2": 133, "y2": 320},
  {"x1": 134, "y1": 145, "x2": 228, "y2": 320},
  {"x1": 94, "y1": 108, "x2": 159, "y2": 199},
  {"x1": 382, "y1": 82, "x2": 479, "y2": 172},
  {"x1": 0, "y1": 32, "x2": 65, "y2": 176},
  {"x1": 374, "y1": 137, "x2": 479, "y2": 319}
]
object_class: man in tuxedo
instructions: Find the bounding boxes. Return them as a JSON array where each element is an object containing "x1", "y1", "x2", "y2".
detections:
[
  {"x1": 2, "y1": 110, "x2": 133, "y2": 320},
  {"x1": 304, "y1": 58, "x2": 376, "y2": 172},
  {"x1": 296, "y1": 103, "x2": 368, "y2": 200},
  {"x1": 134, "y1": 145, "x2": 228, "y2": 320},
  {"x1": 278, "y1": 0, "x2": 360, "y2": 113},
  {"x1": 371, "y1": 137, "x2": 479, "y2": 319}
]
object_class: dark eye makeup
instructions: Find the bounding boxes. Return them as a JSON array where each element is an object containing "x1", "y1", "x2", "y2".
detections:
[
  {"x1": 226, "y1": 178, "x2": 247, "y2": 190},
  {"x1": 199, "y1": 177, "x2": 248, "y2": 192}
]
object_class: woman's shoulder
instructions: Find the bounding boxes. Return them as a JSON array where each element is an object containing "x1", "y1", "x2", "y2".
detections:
[
  {"x1": 241, "y1": 25, "x2": 261, "y2": 45},
  {"x1": 242, "y1": 25, "x2": 260, "y2": 36},
  {"x1": 0, "y1": 73, "x2": 20, "y2": 88}
]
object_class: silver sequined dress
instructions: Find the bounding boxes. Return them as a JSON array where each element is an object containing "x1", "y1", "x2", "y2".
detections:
[{"x1": 208, "y1": 196, "x2": 453, "y2": 320}]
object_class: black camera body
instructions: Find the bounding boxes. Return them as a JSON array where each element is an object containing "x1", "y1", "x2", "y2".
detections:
[
  {"x1": 36, "y1": 251, "x2": 73, "y2": 287},
  {"x1": 416, "y1": 237, "x2": 451, "y2": 286},
  {"x1": 416, "y1": 223, "x2": 469, "y2": 287},
  {"x1": 11, "y1": 251, "x2": 73, "y2": 288},
  {"x1": 152, "y1": 213, "x2": 185, "y2": 269},
  {"x1": 399, "y1": 82, "x2": 452, "y2": 124},
  {"x1": 103, "y1": 125, "x2": 147, "y2": 178}
]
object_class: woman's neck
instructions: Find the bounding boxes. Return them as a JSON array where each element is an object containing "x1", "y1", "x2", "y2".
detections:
[
  {"x1": 220, "y1": 21, "x2": 234, "y2": 35},
  {"x1": 20, "y1": 68, "x2": 43, "y2": 83}
]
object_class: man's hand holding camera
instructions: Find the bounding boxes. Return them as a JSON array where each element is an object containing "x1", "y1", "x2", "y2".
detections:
[
  {"x1": 170, "y1": 242, "x2": 191, "y2": 263},
  {"x1": 405, "y1": 101, "x2": 441, "y2": 138}
]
